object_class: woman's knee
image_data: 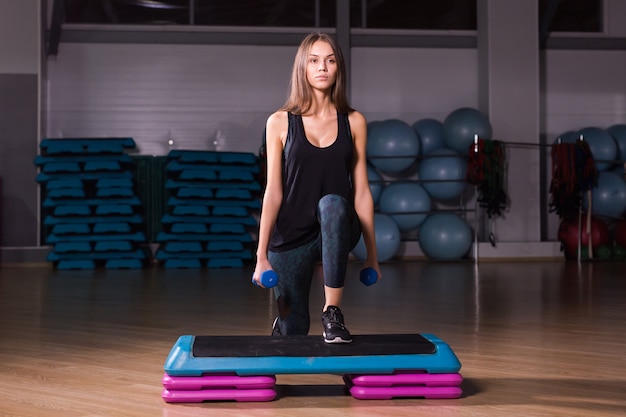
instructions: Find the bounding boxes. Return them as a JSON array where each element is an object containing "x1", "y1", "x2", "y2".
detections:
[{"x1": 318, "y1": 194, "x2": 351, "y2": 221}]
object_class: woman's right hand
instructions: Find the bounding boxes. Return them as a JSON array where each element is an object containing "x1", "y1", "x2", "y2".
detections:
[{"x1": 252, "y1": 258, "x2": 274, "y2": 288}]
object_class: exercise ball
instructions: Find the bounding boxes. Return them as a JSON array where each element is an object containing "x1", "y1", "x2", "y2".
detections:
[
  {"x1": 582, "y1": 171, "x2": 626, "y2": 219},
  {"x1": 367, "y1": 120, "x2": 382, "y2": 136},
  {"x1": 378, "y1": 182, "x2": 431, "y2": 232},
  {"x1": 553, "y1": 130, "x2": 580, "y2": 144},
  {"x1": 367, "y1": 119, "x2": 420, "y2": 176},
  {"x1": 412, "y1": 118, "x2": 444, "y2": 155},
  {"x1": 611, "y1": 164, "x2": 625, "y2": 179},
  {"x1": 418, "y1": 212, "x2": 473, "y2": 260},
  {"x1": 607, "y1": 124, "x2": 626, "y2": 162},
  {"x1": 443, "y1": 107, "x2": 492, "y2": 155},
  {"x1": 418, "y1": 148, "x2": 468, "y2": 202},
  {"x1": 367, "y1": 164, "x2": 384, "y2": 205},
  {"x1": 579, "y1": 126, "x2": 617, "y2": 171},
  {"x1": 558, "y1": 215, "x2": 610, "y2": 260},
  {"x1": 351, "y1": 213, "x2": 401, "y2": 262}
]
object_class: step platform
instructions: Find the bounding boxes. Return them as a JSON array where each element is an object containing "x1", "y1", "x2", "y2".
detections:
[{"x1": 162, "y1": 333, "x2": 462, "y2": 402}]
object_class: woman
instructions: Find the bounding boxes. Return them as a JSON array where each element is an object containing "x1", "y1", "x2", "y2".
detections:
[{"x1": 253, "y1": 32, "x2": 380, "y2": 344}]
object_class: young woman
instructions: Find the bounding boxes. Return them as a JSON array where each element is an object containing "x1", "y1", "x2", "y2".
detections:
[{"x1": 253, "y1": 32, "x2": 380, "y2": 344}]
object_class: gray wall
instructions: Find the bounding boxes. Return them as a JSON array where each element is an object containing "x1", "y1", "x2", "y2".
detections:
[
  {"x1": 0, "y1": 75, "x2": 39, "y2": 247},
  {"x1": 0, "y1": 0, "x2": 40, "y2": 249}
]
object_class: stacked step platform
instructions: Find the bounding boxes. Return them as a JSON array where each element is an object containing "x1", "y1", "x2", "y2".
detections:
[
  {"x1": 155, "y1": 150, "x2": 261, "y2": 269},
  {"x1": 162, "y1": 334, "x2": 463, "y2": 402},
  {"x1": 35, "y1": 138, "x2": 149, "y2": 270}
]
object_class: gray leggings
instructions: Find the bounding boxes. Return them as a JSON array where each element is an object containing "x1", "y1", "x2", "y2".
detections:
[{"x1": 268, "y1": 194, "x2": 361, "y2": 335}]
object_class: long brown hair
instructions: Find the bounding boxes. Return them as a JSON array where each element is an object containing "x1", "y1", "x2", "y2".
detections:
[{"x1": 281, "y1": 32, "x2": 353, "y2": 115}]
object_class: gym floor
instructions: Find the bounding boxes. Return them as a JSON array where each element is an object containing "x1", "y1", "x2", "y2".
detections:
[{"x1": 0, "y1": 259, "x2": 624, "y2": 416}]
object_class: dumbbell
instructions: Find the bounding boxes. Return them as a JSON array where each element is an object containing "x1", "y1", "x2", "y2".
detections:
[
  {"x1": 252, "y1": 270, "x2": 278, "y2": 288},
  {"x1": 359, "y1": 267, "x2": 378, "y2": 286}
]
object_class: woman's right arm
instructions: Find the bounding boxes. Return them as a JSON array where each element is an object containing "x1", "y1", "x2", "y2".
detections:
[{"x1": 253, "y1": 111, "x2": 287, "y2": 286}]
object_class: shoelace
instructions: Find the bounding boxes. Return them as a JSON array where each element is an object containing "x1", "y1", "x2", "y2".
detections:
[{"x1": 325, "y1": 309, "x2": 346, "y2": 329}]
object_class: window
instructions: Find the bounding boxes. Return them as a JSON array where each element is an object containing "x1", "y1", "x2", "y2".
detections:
[
  {"x1": 62, "y1": 0, "x2": 603, "y2": 33},
  {"x1": 350, "y1": 0, "x2": 476, "y2": 30},
  {"x1": 63, "y1": 0, "x2": 337, "y2": 27},
  {"x1": 539, "y1": 0, "x2": 602, "y2": 33}
]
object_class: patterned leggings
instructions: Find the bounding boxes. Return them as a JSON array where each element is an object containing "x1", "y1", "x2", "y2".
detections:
[{"x1": 268, "y1": 194, "x2": 361, "y2": 335}]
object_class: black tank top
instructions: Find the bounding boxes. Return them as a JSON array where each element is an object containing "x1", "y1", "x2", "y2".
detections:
[{"x1": 269, "y1": 111, "x2": 354, "y2": 251}]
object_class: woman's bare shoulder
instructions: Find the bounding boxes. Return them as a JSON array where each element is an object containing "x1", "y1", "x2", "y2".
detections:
[
  {"x1": 267, "y1": 110, "x2": 289, "y2": 128},
  {"x1": 348, "y1": 110, "x2": 367, "y2": 126}
]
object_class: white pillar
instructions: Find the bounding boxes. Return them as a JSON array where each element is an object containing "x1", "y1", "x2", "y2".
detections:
[
  {"x1": 477, "y1": 0, "x2": 542, "y2": 244},
  {"x1": 0, "y1": 0, "x2": 41, "y2": 248}
]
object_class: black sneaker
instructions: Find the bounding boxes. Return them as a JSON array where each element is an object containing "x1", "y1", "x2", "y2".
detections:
[
  {"x1": 321, "y1": 306, "x2": 352, "y2": 344},
  {"x1": 271, "y1": 317, "x2": 282, "y2": 336}
]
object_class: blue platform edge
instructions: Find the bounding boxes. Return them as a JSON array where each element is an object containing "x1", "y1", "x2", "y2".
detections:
[{"x1": 163, "y1": 334, "x2": 461, "y2": 376}]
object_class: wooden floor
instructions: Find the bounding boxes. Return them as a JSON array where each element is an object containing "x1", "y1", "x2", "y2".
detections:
[{"x1": 0, "y1": 260, "x2": 624, "y2": 417}]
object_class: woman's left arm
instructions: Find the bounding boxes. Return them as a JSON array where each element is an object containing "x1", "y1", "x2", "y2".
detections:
[{"x1": 349, "y1": 111, "x2": 382, "y2": 279}]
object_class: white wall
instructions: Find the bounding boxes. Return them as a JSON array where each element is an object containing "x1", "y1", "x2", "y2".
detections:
[
  {"x1": 47, "y1": 44, "x2": 626, "y2": 153},
  {"x1": 544, "y1": 50, "x2": 626, "y2": 135},
  {"x1": 46, "y1": 44, "x2": 479, "y2": 153},
  {"x1": 0, "y1": 0, "x2": 42, "y2": 248},
  {"x1": 0, "y1": 0, "x2": 39, "y2": 74},
  {"x1": 605, "y1": 0, "x2": 626, "y2": 38},
  {"x1": 46, "y1": 43, "x2": 295, "y2": 155},
  {"x1": 352, "y1": 47, "x2": 478, "y2": 122}
]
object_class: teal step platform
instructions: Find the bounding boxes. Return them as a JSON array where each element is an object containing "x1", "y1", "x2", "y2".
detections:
[
  {"x1": 39, "y1": 138, "x2": 135, "y2": 154},
  {"x1": 51, "y1": 223, "x2": 91, "y2": 235},
  {"x1": 47, "y1": 249, "x2": 147, "y2": 262},
  {"x1": 45, "y1": 178, "x2": 83, "y2": 190},
  {"x1": 206, "y1": 258, "x2": 244, "y2": 268},
  {"x1": 171, "y1": 205, "x2": 210, "y2": 216},
  {"x1": 92, "y1": 222, "x2": 132, "y2": 234},
  {"x1": 46, "y1": 231, "x2": 146, "y2": 243},
  {"x1": 178, "y1": 170, "x2": 218, "y2": 181},
  {"x1": 164, "y1": 334, "x2": 461, "y2": 377},
  {"x1": 163, "y1": 259, "x2": 202, "y2": 269},
  {"x1": 167, "y1": 197, "x2": 260, "y2": 209},
  {"x1": 46, "y1": 188, "x2": 86, "y2": 199},
  {"x1": 54, "y1": 241, "x2": 92, "y2": 253},
  {"x1": 176, "y1": 188, "x2": 213, "y2": 199},
  {"x1": 161, "y1": 214, "x2": 256, "y2": 226},
  {"x1": 83, "y1": 160, "x2": 122, "y2": 172},
  {"x1": 167, "y1": 160, "x2": 259, "y2": 174},
  {"x1": 93, "y1": 240, "x2": 133, "y2": 252},
  {"x1": 96, "y1": 178, "x2": 134, "y2": 188},
  {"x1": 42, "y1": 162, "x2": 81, "y2": 173},
  {"x1": 206, "y1": 241, "x2": 244, "y2": 251},
  {"x1": 156, "y1": 232, "x2": 253, "y2": 243},
  {"x1": 36, "y1": 171, "x2": 133, "y2": 183},
  {"x1": 57, "y1": 259, "x2": 95, "y2": 270},
  {"x1": 105, "y1": 259, "x2": 144, "y2": 269},
  {"x1": 155, "y1": 249, "x2": 252, "y2": 261},
  {"x1": 96, "y1": 187, "x2": 134, "y2": 198},
  {"x1": 170, "y1": 223, "x2": 209, "y2": 234},
  {"x1": 165, "y1": 180, "x2": 261, "y2": 191},
  {"x1": 34, "y1": 154, "x2": 133, "y2": 166},
  {"x1": 167, "y1": 150, "x2": 257, "y2": 166},
  {"x1": 43, "y1": 197, "x2": 141, "y2": 208},
  {"x1": 44, "y1": 214, "x2": 143, "y2": 225}
]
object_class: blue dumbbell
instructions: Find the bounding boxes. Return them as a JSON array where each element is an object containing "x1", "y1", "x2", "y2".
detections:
[
  {"x1": 359, "y1": 267, "x2": 378, "y2": 286},
  {"x1": 252, "y1": 270, "x2": 278, "y2": 288}
]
